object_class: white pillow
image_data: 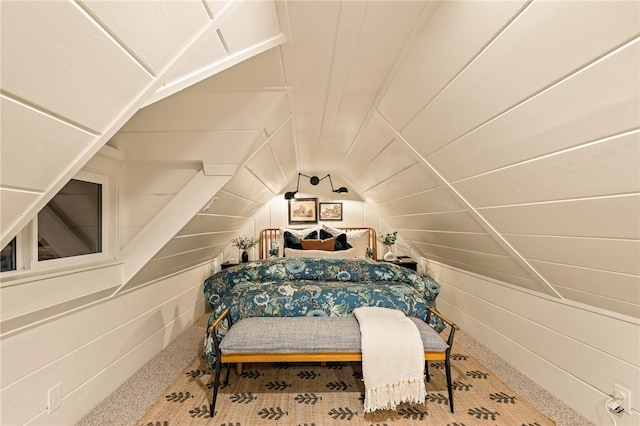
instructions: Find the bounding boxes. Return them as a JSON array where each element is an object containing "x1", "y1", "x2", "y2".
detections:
[
  {"x1": 321, "y1": 224, "x2": 343, "y2": 237},
  {"x1": 278, "y1": 226, "x2": 319, "y2": 257},
  {"x1": 346, "y1": 229, "x2": 370, "y2": 258},
  {"x1": 321, "y1": 225, "x2": 370, "y2": 258},
  {"x1": 284, "y1": 248, "x2": 356, "y2": 259}
]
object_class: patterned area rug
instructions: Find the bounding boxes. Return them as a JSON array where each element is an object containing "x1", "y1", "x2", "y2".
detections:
[{"x1": 137, "y1": 344, "x2": 555, "y2": 426}]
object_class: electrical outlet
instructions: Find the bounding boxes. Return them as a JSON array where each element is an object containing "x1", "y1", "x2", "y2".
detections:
[
  {"x1": 48, "y1": 383, "x2": 62, "y2": 414},
  {"x1": 614, "y1": 383, "x2": 631, "y2": 414}
]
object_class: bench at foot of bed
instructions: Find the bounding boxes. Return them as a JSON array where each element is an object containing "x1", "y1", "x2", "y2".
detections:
[{"x1": 207, "y1": 307, "x2": 458, "y2": 417}]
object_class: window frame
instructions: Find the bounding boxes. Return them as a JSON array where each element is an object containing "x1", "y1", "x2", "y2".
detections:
[
  {"x1": 29, "y1": 170, "x2": 110, "y2": 270},
  {"x1": 0, "y1": 237, "x2": 17, "y2": 273}
]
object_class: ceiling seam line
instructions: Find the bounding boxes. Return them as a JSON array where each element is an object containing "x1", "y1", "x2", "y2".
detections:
[
  {"x1": 359, "y1": 163, "x2": 417, "y2": 193},
  {"x1": 397, "y1": 0, "x2": 535, "y2": 133},
  {"x1": 500, "y1": 233, "x2": 638, "y2": 242},
  {"x1": 200, "y1": 0, "x2": 214, "y2": 19},
  {"x1": 0, "y1": 91, "x2": 100, "y2": 136},
  {"x1": 144, "y1": 33, "x2": 289, "y2": 107},
  {"x1": 417, "y1": 257, "x2": 537, "y2": 287},
  {"x1": 372, "y1": 185, "x2": 447, "y2": 205},
  {"x1": 435, "y1": 259, "x2": 640, "y2": 326},
  {"x1": 314, "y1": 0, "x2": 347, "y2": 159},
  {"x1": 381, "y1": 209, "x2": 468, "y2": 218},
  {"x1": 238, "y1": 114, "x2": 293, "y2": 174},
  {"x1": 343, "y1": 1, "x2": 440, "y2": 160},
  {"x1": 216, "y1": 29, "x2": 231, "y2": 55},
  {"x1": 0, "y1": 185, "x2": 44, "y2": 194},
  {"x1": 375, "y1": 110, "x2": 563, "y2": 299},
  {"x1": 525, "y1": 259, "x2": 640, "y2": 278},
  {"x1": 352, "y1": 137, "x2": 400, "y2": 182},
  {"x1": 71, "y1": 0, "x2": 156, "y2": 77},
  {"x1": 476, "y1": 192, "x2": 640, "y2": 210},
  {"x1": 412, "y1": 241, "x2": 513, "y2": 258},
  {"x1": 219, "y1": 190, "x2": 261, "y2": 205},
  {"x1": 118, "y1": 129, "x2": 264, "y2": 135},
  {"x1": 452, "y1": 127, "x2": 640, "y2": 184},
  {"x1": 174, "y1": 231, "x2": 243, "y2": 238},
  {"x1": 267, "y1": 141, "x2": 289, "y2": 187},
  {"x1": 151, "y1": 244, "x2": 230, "y2": 262},
  {"x1": 401, "y1": 230, "x2": 488, "y2": 235},
  {"x1": 424, "y1": 35, "x2": 640, "y2": 160},
  {"x1": 522, "y1": 257, "x2": 638, "y2": 278},
  {"x1": 549, "y1": 286, "x2": 638, "y2": 307}
]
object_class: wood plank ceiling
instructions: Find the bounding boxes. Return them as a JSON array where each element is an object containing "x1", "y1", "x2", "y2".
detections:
[{"x1": 1, "y1": 1, "x2": 638, "y2": 317}]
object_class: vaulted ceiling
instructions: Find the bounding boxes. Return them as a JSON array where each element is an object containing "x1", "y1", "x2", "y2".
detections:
[{"x1": 1, "y1": 1, "x2": 638, "y2": 317}]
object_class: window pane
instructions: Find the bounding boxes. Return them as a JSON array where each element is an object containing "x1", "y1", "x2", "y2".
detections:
[
  {"x1": 38, "y1": 179, "x2": 102, "y2": 261},
  {"x1": 1, "y1": 237, "x2": 16, "y2": 272}
]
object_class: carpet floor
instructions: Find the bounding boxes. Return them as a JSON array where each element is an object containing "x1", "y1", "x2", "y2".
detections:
[
  {"x1": 77, "y1": 312, "x2": 593, "y2": 426},
  {"x1": 137, "y1": 343, "x2": 556, "y2": 425}
]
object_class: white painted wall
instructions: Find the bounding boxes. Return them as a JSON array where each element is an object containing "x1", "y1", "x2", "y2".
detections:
[
  {"x1": 426, "y1": 259, "x2": 640, "y2": 426},
  {"x1": 0, "y1": 264, "x2": 207, "y2": 426}
]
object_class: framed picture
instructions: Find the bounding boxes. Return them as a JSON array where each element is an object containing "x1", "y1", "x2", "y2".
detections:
[
  {"x1": 319, "y1": 202, "x2": 343, "y2": 221},
  {"x1": 288, "y1": 198, "x2": 318, "y2": 224}
]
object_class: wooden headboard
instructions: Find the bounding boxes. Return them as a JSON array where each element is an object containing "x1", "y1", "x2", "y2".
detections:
[{"x1": 259, "y1": 227, "x2": 377, "y2": 260}]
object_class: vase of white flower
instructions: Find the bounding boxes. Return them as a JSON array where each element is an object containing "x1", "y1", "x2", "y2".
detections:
[
  {"x1": 379, "y1": 231, "x2": 398, "y2": 261},
  {"x1": 231, "y1": 236, "x2": 259, "y2": 263},
  {"x1": 383, "y1": 245, "x2": 396, "y2": 261}
]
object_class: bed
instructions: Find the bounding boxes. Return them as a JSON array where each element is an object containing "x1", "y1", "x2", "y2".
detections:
[{"x1": 203, "y1": 226, "x2": 442, "y2": 369}]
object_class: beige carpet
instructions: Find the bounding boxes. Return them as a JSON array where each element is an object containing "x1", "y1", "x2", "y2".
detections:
[{"x1": 137, "y1": 343, "x2": 555, "y2": 426}]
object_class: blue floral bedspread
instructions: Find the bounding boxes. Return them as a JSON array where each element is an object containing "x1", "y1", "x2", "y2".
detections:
[{"x1": 203, "y1": 257, "x2": 441, "y2": 369}]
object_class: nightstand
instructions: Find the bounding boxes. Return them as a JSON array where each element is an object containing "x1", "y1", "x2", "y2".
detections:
[
  {"x1": 377, "y1": 257, "x2": 417, "y2": 271},
  {"x1": 221, "y1": 261, "x2": 239, "y2": 270}
]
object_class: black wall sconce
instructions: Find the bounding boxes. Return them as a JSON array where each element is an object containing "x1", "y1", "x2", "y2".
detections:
[{"x1": 284, "y1": 173, "x2": 348, "y2": 200}]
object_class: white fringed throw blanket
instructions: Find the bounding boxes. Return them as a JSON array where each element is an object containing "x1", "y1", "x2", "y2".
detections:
[{"x1": 353, "y1": 307, "x2": 426, "y2": 412}]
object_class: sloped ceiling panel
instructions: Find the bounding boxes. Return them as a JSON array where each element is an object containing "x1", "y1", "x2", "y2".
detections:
[
  {"x1": 343, "y1": 115, "x2": 397, "y2": 178},
  {"x1": 0, "y1": 98, "x2": 94, "y2": 192},
  {"x1": 217, "y1": 0, "x2": 281, "y2": 54},
  {"x1": 429, "y1": 42, "x2": 639, "y2": 182},
  {"x1": 1, "y1": 1, "x2": 151, "y2": 133},
  {"x1": 148, "y1": 0, "x2": 286, "y2": 104},
  {"x1": 371, "y1": 0, "x2": 639, "y2": 315},
  {"x1": 281, "y1": 1, "x2": 432, "y2": 172},
  {"x1": 315, "y1": 1, "x2": 427, "y2": 167},
  {"x1": 362, "y1": 164, "x2": 440, "y2": 204},
  {"x1": 399, "y1": 1, "x2": 638, "y2": 156},
  {"x1": 378, "y1": 0, "x2": 529, "y2": 129},
  {"x1": 191, "y1": 48, "x2": 285, "y2": 89},
  {"x1": 0, "y1": 0, "x2": 288, "y2": 252},
  {"x1": 77, "y1": 0, "x2": 210, "y2": 75},
  {"x1": 279, "y1": 0, "x2": 341, "y2": 171},
  {"x1": 123, "y1": 38, "x2": 294, "y2": 288},
  {"x1": 157, "y1": 27, "x2": 229, "y2": 85},
  {"x1": 120, "y1": 165, "x2": 200, "y2": 248}
]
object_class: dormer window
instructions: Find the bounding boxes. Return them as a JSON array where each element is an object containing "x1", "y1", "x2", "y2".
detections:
[
  {"x1": 38, "y1": 178, "x2": 102, "y2": 262},
  {"x1": 37, "y1": 178, "x2": 102, "y2": 261},
  {"x1": 31, "y1": 171, "x2": 108, "y2": 268},
  {"x1": 0, "y1": 169, "x2": 111, "y2": 276},
  {"x1": 1, "y1": 238, "x2": 16, "y2": 272}
]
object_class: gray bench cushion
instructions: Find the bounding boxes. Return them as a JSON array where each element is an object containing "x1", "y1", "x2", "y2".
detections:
[{"x1": 220, "y1": 315, "x2": 448, "y2": 354}]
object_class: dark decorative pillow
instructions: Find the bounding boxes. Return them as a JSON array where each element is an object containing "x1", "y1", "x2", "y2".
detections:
[
  {"x1": 319, "y1": 228, "x2": 352, "y2": 251},
  {"x1": 284, "y1": 230, "x2": 318, "y2": 250},
  {"x1": 301, "y1": 238, "x2": 335, "y2": 251}
]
